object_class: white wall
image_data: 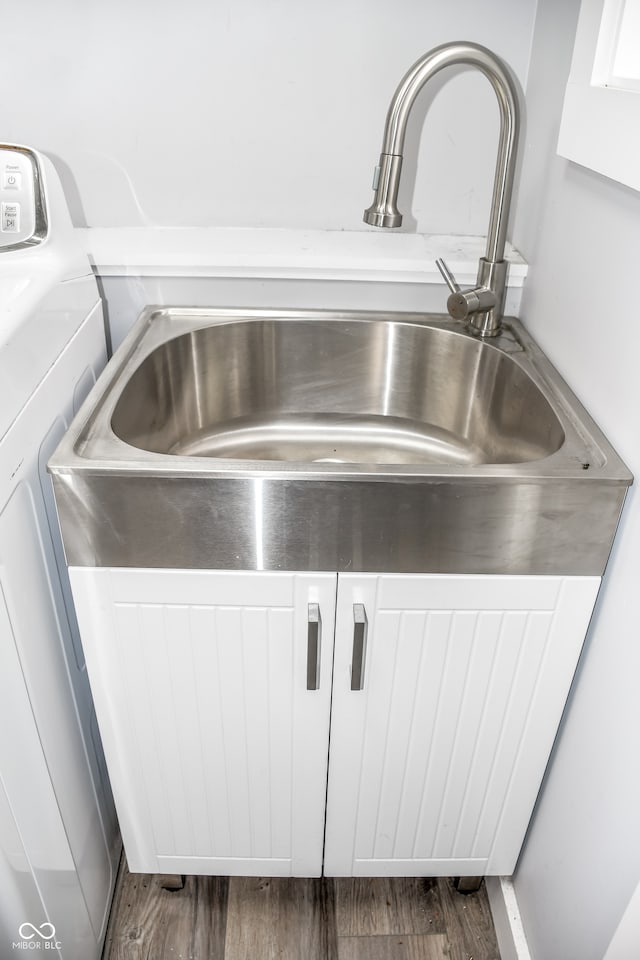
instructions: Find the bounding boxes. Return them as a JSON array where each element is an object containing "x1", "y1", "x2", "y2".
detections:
[
  {"x1": 4, "y1": 0, "x2": 535, "y2": 235},
  {"x1": 511, "y1": 2, "x2": 640, "y2": 958}
]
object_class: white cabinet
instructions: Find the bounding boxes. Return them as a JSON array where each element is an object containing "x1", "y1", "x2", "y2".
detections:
[
  {"x1": 69, "y1": 567, "x2": 600, "y2": 878},
  {"x1": 69, "y1": 569, "x2": 337, "y2": 876},
  {"x1": 325, "y1": 574, "x2": 600, "y2": 877}
]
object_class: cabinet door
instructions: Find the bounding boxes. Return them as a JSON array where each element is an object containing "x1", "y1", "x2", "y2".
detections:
[
  {"x1": 324, "y1": 573, "x2": 600, "y2": 877},
  {"x1": 70, "y1": 568, "x2": 337, "y2": 877}
]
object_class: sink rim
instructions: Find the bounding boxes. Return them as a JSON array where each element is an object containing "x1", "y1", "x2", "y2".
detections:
[
  {"x1": 48, "y1": 306, "x2": 632, "y2": 577},
  {"x1": 49, "y1": 306, "x2": 631, "y2": 485}
]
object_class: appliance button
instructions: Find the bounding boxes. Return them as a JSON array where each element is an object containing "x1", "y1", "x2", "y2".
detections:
[
  {"x1": 2, "y1": 171, "x2": 21, "y2": 190},
  {"x1": 1, "y1": 201, "x2": 20, "y2": 231}
]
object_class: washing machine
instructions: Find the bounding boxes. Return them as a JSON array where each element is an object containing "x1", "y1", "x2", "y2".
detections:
[{"x1": 0, "y1": 144, "x2": 120, "y2": 958}]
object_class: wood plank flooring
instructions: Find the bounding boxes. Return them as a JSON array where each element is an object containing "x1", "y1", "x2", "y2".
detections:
[{"x1": 103, "y1": 861, "x2": 500, "y2": 960}]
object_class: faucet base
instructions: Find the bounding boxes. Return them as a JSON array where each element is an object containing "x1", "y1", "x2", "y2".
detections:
[{"x1": 467, "y1": 258, "x2": 509, "y2": 337}]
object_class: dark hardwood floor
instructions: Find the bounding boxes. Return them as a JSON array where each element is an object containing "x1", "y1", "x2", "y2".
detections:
[{"x1": 103, "y1": 861, "x2": 500, "y2": 960}]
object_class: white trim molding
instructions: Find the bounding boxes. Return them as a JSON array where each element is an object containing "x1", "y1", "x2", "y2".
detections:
[
  {"x1": 486, "y1": 876, "x2": 533, "y2": 960},
  {"x1": 81, "y1": 227, "x2": 526, "y2": 287},
  {"x1": 603, "y1": 880, "x2": 640, "y2": 960}
]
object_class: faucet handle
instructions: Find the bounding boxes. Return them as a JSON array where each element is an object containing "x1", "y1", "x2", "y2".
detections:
[
  {"x1": 436, "y1": 256, "x2": 496, "y2": 323},
  {"x1": 435, "y1": 258, "x2": 461, "y2": 294}
]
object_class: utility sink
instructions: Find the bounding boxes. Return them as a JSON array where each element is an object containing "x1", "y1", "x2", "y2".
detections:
[
  {"x1": 49, "y1": 307, "x2": 631, "y2": 576},
  {"x1": 110, "y1": 316, "x2": 564, "y2": 466}
]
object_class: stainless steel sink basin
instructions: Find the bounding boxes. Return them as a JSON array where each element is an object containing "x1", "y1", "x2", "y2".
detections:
[
  {"x1": 110, "y1": 318, "x2": 564, "y2": 466},
  {"x1": 50, "y1": 307, "x2": 631, "y2": 576}
]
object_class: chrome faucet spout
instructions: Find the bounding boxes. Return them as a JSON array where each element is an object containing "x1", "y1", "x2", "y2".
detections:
[{"x1": 364, "y1": 41, "x2": 520, "y2": 336}]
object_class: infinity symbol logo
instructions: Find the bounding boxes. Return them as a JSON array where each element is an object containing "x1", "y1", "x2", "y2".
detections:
[{"x1": 18, "y1": 922, "x2": 56, "y2": 940}]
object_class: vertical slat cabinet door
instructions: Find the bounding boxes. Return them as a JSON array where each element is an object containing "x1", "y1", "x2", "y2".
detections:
[
  {"x1": 324, "y1": 573, "x2": 600, "y2": 877},
  {"x1": 69, "y1": 568, "x2": 337, "y2": 877}
]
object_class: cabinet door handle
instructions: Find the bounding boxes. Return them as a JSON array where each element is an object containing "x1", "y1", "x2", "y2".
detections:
[
  {"x1": 307, "y1": 603, "x2": 321, "y2": 690},
  {"x1": 351, "y1": 603, "x2": 368, "y2": 691}
]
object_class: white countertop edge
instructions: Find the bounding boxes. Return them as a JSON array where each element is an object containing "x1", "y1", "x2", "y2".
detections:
[{"x1": 81, "y1": 227, "x2": 527, "y2": 285}]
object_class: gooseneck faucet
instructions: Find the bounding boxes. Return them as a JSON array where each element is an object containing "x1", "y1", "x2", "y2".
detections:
[{"x1": 364, "y1": 42, "x2": 520, "y2": 337}]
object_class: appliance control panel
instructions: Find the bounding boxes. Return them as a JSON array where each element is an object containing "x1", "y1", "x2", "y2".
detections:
[{"x1": 0, "y1": 145, "x2": 47, "y2": 250}]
